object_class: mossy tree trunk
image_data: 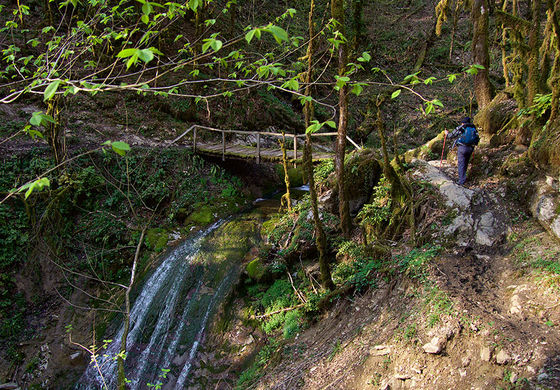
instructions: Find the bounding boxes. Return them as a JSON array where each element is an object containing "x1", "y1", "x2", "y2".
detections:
[
  {"x1": 279, "y1": 132, "x2": 292, "y2": 212},
  {"x1": 332, "y1": 0, "x2": 352, "y2": 238},
  {"x1": 304, "y1": 0, "x2": 334, "y2": 291},
  {"x1": 46, "y1": 96, "x2": 66, "y2": 167},
  {"x1": 472, "y1": 0, "x2": 493, "y2": 109}
]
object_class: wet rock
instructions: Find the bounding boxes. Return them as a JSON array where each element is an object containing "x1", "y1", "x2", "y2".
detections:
[
  {"x1": 422, "y1": 336, "x2": 446, "y2": 354},
  {"x1": 480, "y1": 346, "x2": 492, "y2": 362},
  {"x1": 496, "y1": 349, "x2": 510, "y2": 365}
]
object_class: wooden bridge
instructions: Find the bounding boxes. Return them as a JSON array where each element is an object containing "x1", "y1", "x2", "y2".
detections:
[{"x1": 169, "y1": 125, "x2": 362, "y2": 163}]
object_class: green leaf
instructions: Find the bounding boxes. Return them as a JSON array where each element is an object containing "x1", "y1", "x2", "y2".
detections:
[
  {"x1": 282, "y1": 78, "x2": 299, "y2": 91},
  {"x1": 325, "y1": 121, "x2": 336, "y2": 128},
  {"x1": 447, "y1": 73, "x2": 457, "y2": 83},
  {"x1": 109, "y1": 141, "x2": 131, "y2": 156},
  {"x1": 424, "y1": 77, "x2": 436, "y2": 85},
  {"x1": 137, "y1": 48, "x2": 154, "y2": 63},
  {"x1": 18, "y1": 178, "x2": 50, "y2": 199},
  {"x1": 43, "y1": 80, "x2": 61, "y2": 101},
  {"x1": 391, "y1": 89, "x2": 401, "y2": 99},
  {"x1": 266, "y1": 25, "x2": 288, "y2": 43},
  {"x1": 351, "y1": 84, "x2": 363, "y2": 96},
  {"x1": 117, "y1": 48, "x2": 137, "y2": 58},
  {"x1": 335, "y1": 75, "x2": 350, "y2": 90},
  {"x1": 357, "y1": 51, "x2": 371, "y2": 62},
  {"x1": 211, "y1": 39, "x2": 222, "y2": 52},
  {"x1": 245, "y1": 29, "x2": 257, "y2": 44}
]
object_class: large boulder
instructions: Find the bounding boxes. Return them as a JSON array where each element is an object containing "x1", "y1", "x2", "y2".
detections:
[{"x1": 531, "y1": 178, "x2": 560, "y2": 241}]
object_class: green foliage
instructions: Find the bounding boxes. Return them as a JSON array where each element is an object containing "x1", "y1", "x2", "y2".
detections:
[
  {"x1": 333, "y1": 241, "x2": 381, "y2": 292},
  {"x1": 396, "y1": 245, "x2": 441, "y2": 281},
  {"x1": 357, "y1": 175, "x2": 392, "y2": 227},
  {"x1": 314, "y1": 160, "x2": 334, "y2": 185}
]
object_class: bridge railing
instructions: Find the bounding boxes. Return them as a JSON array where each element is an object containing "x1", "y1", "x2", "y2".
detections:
[{"x1": 169, "y1": 125, "x2": 362, "y2": 163}]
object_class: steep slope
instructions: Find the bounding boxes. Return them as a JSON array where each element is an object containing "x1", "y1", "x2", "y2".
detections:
[{"x1": 249, "y1": 152, "x2": 560, "y2": 390}]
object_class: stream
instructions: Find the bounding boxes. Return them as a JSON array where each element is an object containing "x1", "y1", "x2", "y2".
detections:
[{"x1": 76, "y1": 214, "x2": 260, "y2": 389}]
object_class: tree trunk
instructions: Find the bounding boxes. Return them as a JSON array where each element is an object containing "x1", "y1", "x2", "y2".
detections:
[
  {"x1": 527, "y1": 0, "x2": 542, "y2": 106},
  {"x1": 472, "y1": 0, "x2": 493, "y2": 109},
  {"x1": 332, "y1": 0, "x2": 352, "y2": 238},
  {"x1": 304, "y1": 0, "x2": 334, "y2": 291}
]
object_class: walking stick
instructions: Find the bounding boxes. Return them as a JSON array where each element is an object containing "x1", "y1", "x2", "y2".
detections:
[{"x1": 440, "y1": 131, "x2": 447, "y2": 168}]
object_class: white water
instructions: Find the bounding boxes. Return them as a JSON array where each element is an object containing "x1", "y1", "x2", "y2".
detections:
[{"x1": 77, "y1": 220, "x2": 232, "y2": 389}]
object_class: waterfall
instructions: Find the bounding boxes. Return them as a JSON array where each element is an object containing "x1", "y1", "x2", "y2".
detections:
[{"x1": 76, "y1": 219, "x2": 237, "y2": 389}]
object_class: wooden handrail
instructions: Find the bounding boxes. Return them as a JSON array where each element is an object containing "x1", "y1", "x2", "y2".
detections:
[{"x1": 167, "y1": 125, "x2": 362, "y2": 157}]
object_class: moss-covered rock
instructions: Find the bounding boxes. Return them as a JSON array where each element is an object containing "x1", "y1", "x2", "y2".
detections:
[
  {"x1": 344, "y1": 150, "x2": 383, "y2": 215},
  {"x1": 274, "y1": 164, "x2": 304, "y2": 188},
  {"x1": 529, "y1": 121, "x2": 560, "y2": 177},
  {"x1": 188, "y1": 205, "x2": 214, "y2": 225},
  {"x1": 145, "y1": 228, "x2": 169, "y2": 252},
  {"x1": 246, "y1": 257, "x2": 266, "y2": 280}
]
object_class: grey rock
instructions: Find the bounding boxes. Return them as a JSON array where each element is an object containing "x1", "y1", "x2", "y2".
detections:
[
  {"x1": 480, "y1": 346, "x2": 492, "y2": 362},
  {"x1": 422, "y1": 336, "x2": 446, "y2": 354},
  {"x1": 370, "y1": 345, "x2": 392, "y2": 356},
  {"x1": 509, "y1": 295, "x2": 522, "y2": 315},
  {"x1": 496, "y1": 349, "x2": 510, "y2": 365},
  {"x1": 475, "y1": 211, "x2": 499, "y2": 246}
]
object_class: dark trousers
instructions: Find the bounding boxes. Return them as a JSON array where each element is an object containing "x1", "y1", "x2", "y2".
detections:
[{"x1": 457, "y1": 144, "x2": 474, "y2": 185}]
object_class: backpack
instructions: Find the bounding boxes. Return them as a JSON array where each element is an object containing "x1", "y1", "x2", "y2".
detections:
[{"x1": 458, "y1": 125, "x2": 480, "y2": 146}]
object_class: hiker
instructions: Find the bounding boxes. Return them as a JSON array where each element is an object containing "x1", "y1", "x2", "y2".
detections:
[{"x1": 445, "y1": 117, "x2": 480, "y2": 186}]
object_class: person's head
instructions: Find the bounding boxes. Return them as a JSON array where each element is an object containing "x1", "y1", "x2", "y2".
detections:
[{"x1": 461, "y1": 117, "x2": 471, "y2": 124}]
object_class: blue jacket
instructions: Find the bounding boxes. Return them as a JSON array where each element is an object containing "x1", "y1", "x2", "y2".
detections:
[{"x1": 448, "y1": 122, "x2": 475, "y2": 148}]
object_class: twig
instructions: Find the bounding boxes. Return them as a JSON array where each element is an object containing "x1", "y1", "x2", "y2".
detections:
[
  {"x1": 255, "y1": 304, "x2": 305, "y2": 319},
  {"x1": 287, "y1": 271, "x2": 307, "y2": 304}
]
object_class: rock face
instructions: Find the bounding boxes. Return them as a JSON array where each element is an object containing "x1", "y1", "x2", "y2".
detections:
[
  {"x1": 412, "y1": 160, "x2": 506, "y2": 248},
  {"x1": 531, "y1": 179, "x2": 560, "y2": 241}
]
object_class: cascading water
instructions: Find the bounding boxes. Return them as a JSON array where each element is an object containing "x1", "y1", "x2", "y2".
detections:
[{"x1": 76, "y1": 219, "x2": 243, "y2": 389}]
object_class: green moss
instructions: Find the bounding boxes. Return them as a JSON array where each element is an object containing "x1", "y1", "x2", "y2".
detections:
[
  {"x1": 145, "y1": 228, "x2": 169, "y2": 252},
  {"x1": 188, "y1": 205, "x2": 214, "y2": 225},
  {"x1": 246, "y1": 258, "x2": 265, "y2": 280}
]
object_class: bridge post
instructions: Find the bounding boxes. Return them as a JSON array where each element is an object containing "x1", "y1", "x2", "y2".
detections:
[
  {"x1": 193, "y1": 127, "x2": 197, "y2": 153},
  {"x1": 257, "y1": 132, "x2": 261, "y2": 164},
  {"x1": 222, "y1": 131, "x2": 226, "y2": 162},
  {"x1": 293, "y1": 134, "x2": 297, "y2": 163}
]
